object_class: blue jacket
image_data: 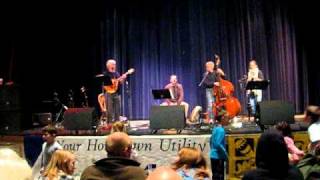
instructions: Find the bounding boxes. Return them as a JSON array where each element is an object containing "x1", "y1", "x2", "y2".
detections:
[{"x1": 210, "y1": 125, "x2": 228, "y2": 160}]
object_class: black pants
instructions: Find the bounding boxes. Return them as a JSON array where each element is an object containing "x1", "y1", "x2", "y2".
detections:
[
  {"x1": 211, "y1": 158, "x2": 224, "y2": 180},
  {"x1": 105, "y1": 93, "x2": 121, "y2": 122}
]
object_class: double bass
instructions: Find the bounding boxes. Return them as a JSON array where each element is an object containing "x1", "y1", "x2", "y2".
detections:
[{"x1": 213, "y1": 66, "x2": 241, "y2": 119}]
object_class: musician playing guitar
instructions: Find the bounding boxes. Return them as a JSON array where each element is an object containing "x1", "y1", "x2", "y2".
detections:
[{"x1": 103, "y1": 59, "x2": 134, "y2": 122}]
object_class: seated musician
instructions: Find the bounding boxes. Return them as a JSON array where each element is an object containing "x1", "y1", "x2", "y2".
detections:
[{"x1": 161, "y1": 75, "x2": 189, "y2": 118}]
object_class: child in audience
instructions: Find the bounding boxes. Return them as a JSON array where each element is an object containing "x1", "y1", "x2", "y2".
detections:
[
  {"x1": 111, "y1": 121, "x2": 126, "y2": 133},
  {"x1": 210, "y1": 114, "x2": 228, "y2": 180},
  {"x1": 172, "y1": 147, "x2": 210, "y2": 179},
  {"x1": 276, "y1": 121, "x2": 305, "y2": 164},
  {"x1": 41, "y1": 125, "x2": 63, "y2": 170},
  {"x1": 43, "y1": 150, "x2": 76, "y2": 180}
]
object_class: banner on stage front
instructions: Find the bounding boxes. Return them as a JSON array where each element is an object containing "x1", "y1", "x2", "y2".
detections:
[{"x1": 55, "y1": 135, "x2": 211, "y2": 176}]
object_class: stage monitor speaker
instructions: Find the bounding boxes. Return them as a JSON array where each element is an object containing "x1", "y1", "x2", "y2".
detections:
[
  {"x1": 62, "y1": 108, "x2": 97, "y2": 130},
  {"x1": 257, "y1": 100, "x2": 294, "y2": 126},
  {"x1": 0, "y1": 110, "x2": 22, "y2": 134},
  {"x1": 150, "y1": 105, "x2": 185, "y2": 130},
  {"x1": 32, "y1": 113, "x2": 52, "y2": 126}
]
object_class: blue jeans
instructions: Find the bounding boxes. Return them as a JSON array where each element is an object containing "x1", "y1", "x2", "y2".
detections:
[
  {"x1": 206, "y1": 88, "x2": 215, "y2": 120},
  {"x1": 249, "y1": 96, "x2": 257, "y2": 114},
  {"x1": 248, "y1": 91, "x2": 262, "y2": 115}
]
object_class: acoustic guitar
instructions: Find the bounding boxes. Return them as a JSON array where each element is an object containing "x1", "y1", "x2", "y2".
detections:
[{"x1": 104, "y1": 68, "x2": 135, "y2": 94}]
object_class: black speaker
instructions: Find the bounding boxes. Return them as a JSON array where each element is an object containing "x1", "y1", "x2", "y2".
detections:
[
  {"x1": 62, "y1": 108, "x2": 97, "y2": 130},
  {"x1": 150, "y1": 105, "x2": 185, "y2": 130},
  {"x1": 32, "y1": 113, "x2": 52, "y2": 126},
  {"x1": 0, "y1": 110, "x2": 22, "y2": 134},
  {"x1": 257, "y1": 100, "x2": 294, "y2": 126},
  {"x1": 0, "y1": 85, "x2": 21, "y2": 111}
]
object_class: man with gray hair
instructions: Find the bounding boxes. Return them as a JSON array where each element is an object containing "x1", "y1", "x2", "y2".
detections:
[{"x1": 103, "y1": 59, "x2": 127, "y2": 122}]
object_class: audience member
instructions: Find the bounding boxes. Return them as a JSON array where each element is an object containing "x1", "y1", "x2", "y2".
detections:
[
  {"x1": 276, "y1": 121, "x2": 305, "y2": 164},
  {"x1": 305, "y1": 106, "x2": 320, "y2": 152},
  {"x1": 110, "y1": 121, "x2": 138, "y2": 160},
  {"x1": 210, "y1": 114, "x2": 229, "y2": 180},
  {"x1": 243, "y1": 129, "x2": 303, "y2": 180},
  {"x1": 147, "y1": 166, "x2": 182, "y2": 180},
  {"x1": 33, "y1": 125, "x2": 63, "y2": 178},
  {"x1": 172, "y1": 147, "x2": 210, "y2": 180},
  {"x1": 43, "y1": 150, "x2": 76, "y2": 180},
  {"x1": 111, "y1": 121, "x2": 126, "y2": 133},
  {"x1": 42, "y1": 125, "x2": 63, "y2": 168},
  {"x1": 0, "y1": 148, "x2": 32, "y2": 180},
  {"x1": 297, "y1": 141, "x2": 320, "y2": 179},
  {"x1": 80, "y1": 132, "x2": 145, "y2": 180}
]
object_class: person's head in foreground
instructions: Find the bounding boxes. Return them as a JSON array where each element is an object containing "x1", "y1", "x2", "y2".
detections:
[
  {"x1": 80, "y1": 132, "x2": 146, "y2": 180},
  {"x1": 0, "y1": 148, "x2": 32, "y2": 180},
  {"x1": 276, "y1": 121, "x2": 293, "y2": 138},
  {"x1": 111, "y1": 121, "x2": 126, "y2": 133},
  {"x1": 106, "y1": 132, "x2": 132, "y2": 157},
  {"x1": 147, "y1": 166, "x2": 182, "y2": 180},
  {"x1": 42, "y1": 125, "x2": 58, "y2": 144},
  {"x1": 305, "y1": 105, "x2": 320, "y2": 124},
  {"x1": 243, "y1": 129, "x2": 303, "y2": 180},
  {"x1": 43, "y1": 150, "x2": 76, "y2": 180},
  {"x1": 215, "y1": 110, "x2": 230, "y2": 126},
  {"x1": 172, "y1": 147, "x2": 210, "y2": 179}
]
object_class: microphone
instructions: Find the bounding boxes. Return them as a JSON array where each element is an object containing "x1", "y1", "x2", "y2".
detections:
[{"x1": 238, "y1": 75, "x2": 248, "y2": 82}]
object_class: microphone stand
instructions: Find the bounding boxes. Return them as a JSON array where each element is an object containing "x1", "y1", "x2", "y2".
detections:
[
  {"x1": 125, "y1": 80, "x2": 133, "y2": 120},
  {"x1": 198, "y1": 73, "x2": 208, "y2": 87}
]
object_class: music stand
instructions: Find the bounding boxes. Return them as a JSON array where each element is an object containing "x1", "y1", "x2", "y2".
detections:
[
  {"x1": 245, "y1": 80, "x2": 270, "y2": 130},
  {"x1": 246, "y1": 80, "x2": 269, "y2": 91},
  {"x1": 152, "y1": 89, "x2": 172, "y2": 99},
  {"x1": 95, "y1": 74, "x2": 113, "y2": 86}
]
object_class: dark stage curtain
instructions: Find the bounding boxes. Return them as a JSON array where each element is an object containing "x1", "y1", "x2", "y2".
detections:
[{"x1": 93, "y1": 0, "x2": 307, "y2": 119}]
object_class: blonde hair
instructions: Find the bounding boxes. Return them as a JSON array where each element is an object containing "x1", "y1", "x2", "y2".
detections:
[
  {"x1": 0, "y1": 148, "x2": 32, "y2": 180},
  {"x1": 172, "y1": 147, "x2": 209, "y2": 179},
  {"x1": 43, "y1": 150, "x2": 75, "y2": 180},
  {"x1": 111, "y1": 121, "x2": 126, "y2": 133}
]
